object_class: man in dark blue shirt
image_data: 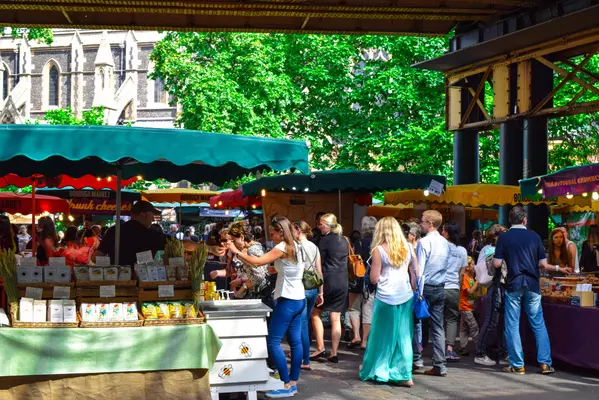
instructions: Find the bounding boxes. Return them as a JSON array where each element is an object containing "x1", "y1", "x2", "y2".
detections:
[{"x1": 493, "y1": 206, "x2": 571, "y2": 376}]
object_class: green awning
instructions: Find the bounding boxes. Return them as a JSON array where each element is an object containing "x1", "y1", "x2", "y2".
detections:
[
  {"x1": 0, "y1": 125, "x2": 309, "y2": 185},
  {"x1": 242, "y1": 170, "x2": 446, "y2": 196}
]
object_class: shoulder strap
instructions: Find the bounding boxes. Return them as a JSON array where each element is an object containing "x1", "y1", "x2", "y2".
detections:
[{"x1": 344, "y1": 236, "x2": 355, "y2": 256}]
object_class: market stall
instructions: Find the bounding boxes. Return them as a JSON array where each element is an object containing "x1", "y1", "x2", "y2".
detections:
[
  {"x1": 366, "y1": 204, "x2": 499, "y2": 221},
  {"x1": 518, "y1": 166, "x2": 599, "y2": 371},
  {"x1": 0, "y1": 124, "x2": 309, "y2": 399},
  {"x1": 385, "y1": 183, "x2": 589, "y2": 235},
  {"x1": 37, "y1": 187, "x2": 141, "y2": 216},
  {"x1": 242, "y1": 170, "x2": 445, "y2": 233},
  {"x1": 142, "y1": 188, "x2": 219, "y2": 225}
]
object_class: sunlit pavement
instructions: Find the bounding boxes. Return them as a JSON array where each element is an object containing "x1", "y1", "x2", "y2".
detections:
[{"x1": 261, "y1": 343, "x2": 599, "y2": 400}]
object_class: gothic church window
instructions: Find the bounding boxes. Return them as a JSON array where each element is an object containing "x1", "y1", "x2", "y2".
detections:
[
  {"x1": 1, "y1": 64, "x2": 9, "y2": 100},
  {"x1": 154, "y1": 77, "x2": 167, "y2": 104},
  {"x1": 49, "y1": 65, "x2": 59, "y2": 106}
]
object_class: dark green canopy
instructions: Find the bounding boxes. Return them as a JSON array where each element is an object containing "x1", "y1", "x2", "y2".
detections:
[
  {"x1": 0, "y1": 125, "x2": 310, "y2": 185},
  {"x1": 242, "y1": 170, "x2": 446, "y2": 196}
]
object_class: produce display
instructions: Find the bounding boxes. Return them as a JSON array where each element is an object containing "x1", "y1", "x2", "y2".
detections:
[
  {"x1": 19, "y1": 298, "x2": 77, "y2": 323},
  {"x1": 80, "y1": 302, "x2": 139, "y2": 322},
  {"x1": 18, "y1": 265, "x2": 71, "y2": 283},
  {"x1": 75, "y1": 266, "x2": 132, "y2": 281},
  {"x1": 141, "y1": 301, "x2": 199, "y2": 320}
]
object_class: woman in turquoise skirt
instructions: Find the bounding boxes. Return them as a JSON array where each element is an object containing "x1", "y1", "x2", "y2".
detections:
[{"x1": 359, "y1": 217, "x2": 419, "y2": 387}]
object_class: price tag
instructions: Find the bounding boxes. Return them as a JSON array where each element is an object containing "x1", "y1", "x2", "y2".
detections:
[
  {"x1": 158, "y1": 285, "x2": 175, "y2": 298},
  {"x1": 136, "y1": 250, "x2": 154, "y2": 265},
  {"x1": 53, "y1": 286, "x2": 71, "y2": 299},
  {"x1": 100, "y1": 285, "x2": 116, "y2": 298},
  {"x1": 427, "y1": 179, "x2": 444, "y2": 197},
  {"x1": 20, "y1": 257, "x2": 36, "y2": 267},
  {"x1": 168, "y1": 257, "x2": 184, "y2": 267},
  {"x1": 49, "y1": 257, "x2": 66, "y2": 267},
  {"x1": 25, "y1": 287, "x2": 43, "y2": 300},
  {"x1": 96, "y1": 256, "x2": 111, "y2": 266}
]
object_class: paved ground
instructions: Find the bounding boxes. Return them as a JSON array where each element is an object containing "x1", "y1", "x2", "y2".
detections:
[{"x1": 257, "y1": 341, "x2": 599, "y2": 400}]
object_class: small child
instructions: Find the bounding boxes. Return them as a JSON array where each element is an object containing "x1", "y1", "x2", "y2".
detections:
[{"x1": 458, "y1": 256, "x2": 480, "y2": 356}]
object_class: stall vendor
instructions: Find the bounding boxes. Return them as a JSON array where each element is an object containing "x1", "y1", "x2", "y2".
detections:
[
  {"x1": 94, "y1": 201, "x2": 225, "y2": 265},
  {"x1": 547, "y1": 228, "x2": 574, "y2": 277}
]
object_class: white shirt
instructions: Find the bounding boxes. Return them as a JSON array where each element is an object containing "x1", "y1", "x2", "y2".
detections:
[
  {"x1": 274, "y1": 242, "x2": 306, "y2": 300},
  {"x1": 444, "y1": 244, "x2": 468, "y2": 290},
  {"x1": 375, "y1": 246, "x2": 413, "y2": 306},
  {"x1": 300, "y1": 239, "x2": 320, "y2": 270}
]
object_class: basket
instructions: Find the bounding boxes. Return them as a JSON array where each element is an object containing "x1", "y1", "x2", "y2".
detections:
[
  {"x1": 143, "y1": 316, "x2": 205, "y2": 326},
  {"x1": 138, "y1": 280, "x2": 191, "y2": 289},
  {"x1": 17, "y1": 282, "x2": 75, "y2": 289},
  {"x1": 79, "y1": 312, "x2": 145, "y2": 328},
  {"x1": 76, "y1": 280, "x2": 137, "y2": 287},
  {"x1": 10, "y1": 311, "x2": 81, "y2": 328},
  {"x1": 12, "y1": 320, "x2": 80, "y2": 328}
]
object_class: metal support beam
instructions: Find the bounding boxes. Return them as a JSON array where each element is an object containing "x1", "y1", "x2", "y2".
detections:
[
  {"x1": 459, "y1": 67, "x2": 491, "y2": 128},
  {"x1": 453, "y1": 129, "x2": 479, "y2": 185}
]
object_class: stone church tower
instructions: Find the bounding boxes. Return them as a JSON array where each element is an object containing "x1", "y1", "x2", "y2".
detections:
[{"x1": 0, "y1": 29, "x2": 176, "y2": 127}]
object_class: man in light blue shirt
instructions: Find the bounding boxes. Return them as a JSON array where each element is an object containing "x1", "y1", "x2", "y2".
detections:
[{"x1": 413, "y1": 210, "x2": 450, "y2": 376}]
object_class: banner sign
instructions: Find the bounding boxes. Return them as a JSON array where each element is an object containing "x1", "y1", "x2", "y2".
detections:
[
  {"x1": 181, "y1": 194, "x2": 215, "y2": 202},
  {"x1": 199, "y1": 208, "x2": 244, "y2": 218},
  {"x1": 541, "y1": 164, "x2": 599, "y2": 198},
  {"x1": 68, "y1": 199, "x2": 133, "y2": 215}
]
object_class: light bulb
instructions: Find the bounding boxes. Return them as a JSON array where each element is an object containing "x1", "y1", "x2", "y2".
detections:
[
  {"x1": 261, "y1": 189, "x2": 266, "y2": 197},
  {"x1": 566, "y1": 194, "x2": 573, "y2": 199},
  {"x1": 137, "y1": 176, "x2": 143, "y2": 180},
  {"x1": 583, "y1": 193, "x2": 588, "y2": 197},
  {"x1": 593, "y1": 192, "x2": 599, "y2": 201},
  {"x1": 423, "y1": 190, "x2": 430, "y2": 197},
  {"x1": 304, "y1": 188, "x2": 309, "y2": 192},
  {"x1": 107, "y1": 177, "x2": 112, "y2": 182},
  {"x1": 68, "y1": 215, "x2": 74, "y2": 222},
  {"x1": 58, "y1": 215, "x2": 63, "y2": 221},
  {"x1": 292, "y1": 187, "x2": 297, "y2": 191},
  {"x1": 538, "y1": 189, "x2": 543, "y2": 195}
]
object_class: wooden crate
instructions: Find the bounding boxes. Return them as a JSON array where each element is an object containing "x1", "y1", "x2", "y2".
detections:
[
  {"x1": 75, "y1": 280, "x2": 140, "y2": 304},
  {"x1": 17, "y1": 282, "x2": 76, "y2": 300}
]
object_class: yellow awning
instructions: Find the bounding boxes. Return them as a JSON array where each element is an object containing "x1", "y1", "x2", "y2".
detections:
[
  {"x1": 552, "y1": 201, "x2": 599, "y2": 214},
  {"x1": 141, "y1": 188, "x2": 219, "y2": 204},
  {"x1": 385, "y1": 184, "x2": 591, "y2": 208},
  {"x1": 367, "y1": 204, "x2": 499, "y2": 221}
]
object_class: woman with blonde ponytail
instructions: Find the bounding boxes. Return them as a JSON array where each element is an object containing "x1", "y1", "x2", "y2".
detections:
[
  {"x1": 310, "y1": 213, "x2": 349, "y2": 363},
  {"x1": 359, "y1": 217, "x2": 419, "y2": 387}
]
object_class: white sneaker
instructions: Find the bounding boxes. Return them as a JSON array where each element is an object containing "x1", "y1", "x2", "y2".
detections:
[{"x1": 474, "y1": 355, "x2": 496, "y2": 366}]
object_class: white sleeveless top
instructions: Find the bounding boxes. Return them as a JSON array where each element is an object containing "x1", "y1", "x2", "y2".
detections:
[
  {"x1": 375, "y1": 246, "x2": 413, "y2": 306},
  {"x1": 566, "y1": 240, "x2": 580, "y2": 274}
]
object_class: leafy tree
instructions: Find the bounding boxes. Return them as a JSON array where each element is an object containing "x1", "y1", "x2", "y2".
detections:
[
  {"x1": 1, "y1": 27, "x2": 53, "y2": 45},
  {"x1": 43, "y1": 106, "x2": 105, "y2": 125},
  {"x1": 151, "y1": 32, "x2": 508, "y2": 185}
]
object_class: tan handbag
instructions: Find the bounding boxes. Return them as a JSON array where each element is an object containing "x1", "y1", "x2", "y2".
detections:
[{"x1": 344, "y1": 237, "x2": 366, "y2": 280}]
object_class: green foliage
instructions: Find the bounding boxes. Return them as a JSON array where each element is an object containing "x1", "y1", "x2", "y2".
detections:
[
  {"x1": 126, "y1": 178, "x2": 171, "y2": 191},
  {"x1": 3, "y1": 28, "x2": 54, "y2": 45},
  {"x1": 151, "y1": 33, "x2": 599, "y2": 186},
  {"x1": 151, "y1": 33, "x2": 455, "y2": 180},
  {"x1": 43, "y1": 106, "x2": 105, "y2": 126}
]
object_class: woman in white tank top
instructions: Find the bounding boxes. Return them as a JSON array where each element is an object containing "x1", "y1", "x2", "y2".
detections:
[{"x1": 359, "y1": 217, "x2": 420, "y2": 387}]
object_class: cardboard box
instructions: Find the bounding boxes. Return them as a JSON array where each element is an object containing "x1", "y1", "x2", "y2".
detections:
[
  {"x1": 48, "y1": 300, "x2": 64, "y2": 322},
  {"x1": 118, "y1": 266, "x2": 132, "y2": 281},
  {"x1": 74, "y1": 266, "x2": 89, "y2": 281},
  {"x1": 16, "y1": 266, "x2": 30, "y2": 283},
  {"x1": 63, "y1": 300, "x2": 77, "y2": 323},
  {"x1": 573, "y1": 291, "x2": 595, "y2": 307},
  {"x1": 33, "y1": 300, "x2": 47, "y2": 322},
  {"x1": 89, "y1": 267, "x2": 104, "y2": 281},
  {"x1": 44, "y1": 266, "x2": 57, "y2": 283},
  {"x1": 110, "y1": 303, "x2": 124, "y2": 321},
  {"x1": 29, "y1": 267, "x2": 43, "y2": 283},
  {"x1": 55, "y1": 266, "x2": 71, "y2": 283},
  {"x1": 81, "y1": 303, "x2": 96, "y2": 322},
  {"x1": 134, "y1": 264, "x2": 149, "y2": 281},
  {"x1": 104, "y1": 267, "x2": 119, "y2": 280},
  {"x1": 124, "y1": 302, "x2": 138, "y2": 321},
  {"x1": 19, "y1": 298, "x2": 34, "y2": 322}
]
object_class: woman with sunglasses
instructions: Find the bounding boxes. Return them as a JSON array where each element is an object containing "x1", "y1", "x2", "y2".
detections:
[{"x1": 226, "y1": 216, "x2": 306, "y2": 399}]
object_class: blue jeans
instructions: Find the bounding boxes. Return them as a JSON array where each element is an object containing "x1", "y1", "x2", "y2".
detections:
[
  {"x1": 302, "y1": 289, "x2": 319, "y2": 365},
  {"x1": 268, "y1": 297, "x2": 306, "y2": 383},
  {"x1": 413, "y1": 284, "x2": 447, "y2": 373},
  {"x1": 504, "y1": 288, "x2": 552, "y2": 369},
  {"x1": 412, "y1": 318, "x2": 422, "y2": 359}
]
